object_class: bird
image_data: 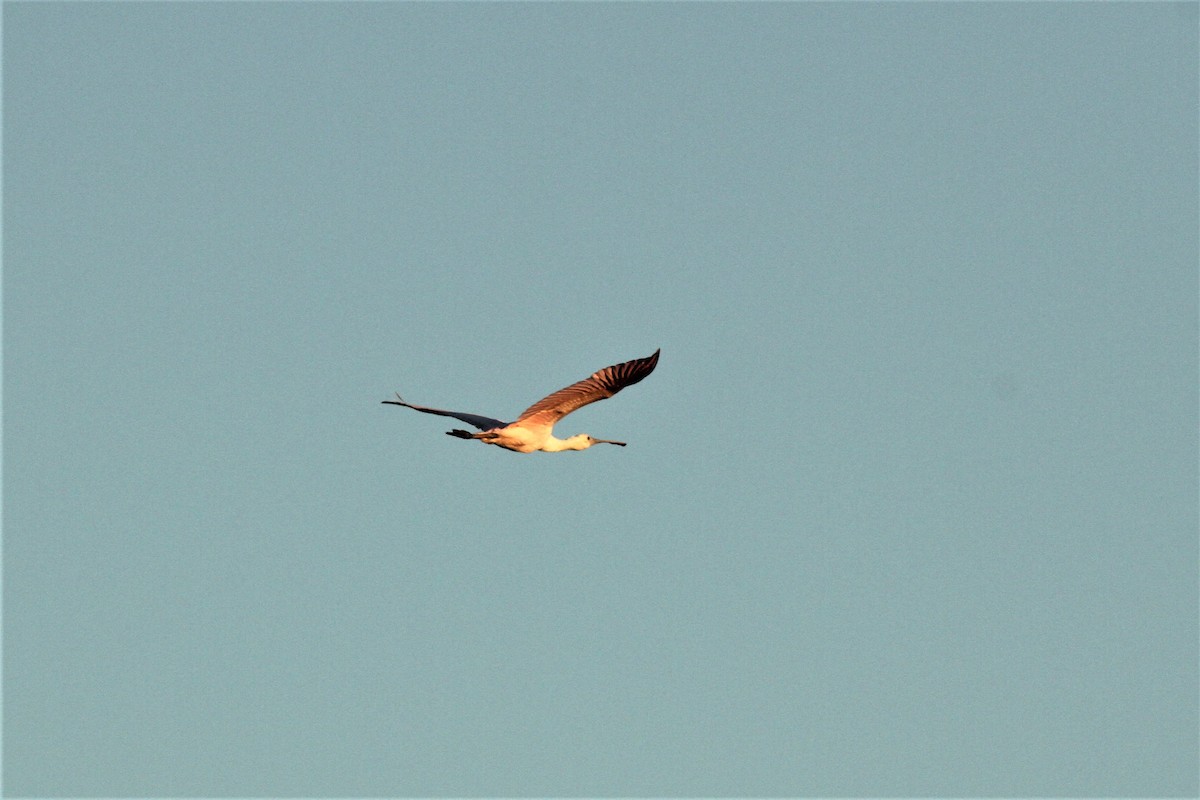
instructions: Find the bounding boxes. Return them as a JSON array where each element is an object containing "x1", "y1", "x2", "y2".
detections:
[{"x1": 382, "y1": 349, "x2": 660, "y2": 453}]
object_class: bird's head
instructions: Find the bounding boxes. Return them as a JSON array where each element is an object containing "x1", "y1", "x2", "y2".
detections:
[{"x1": 567, "y1": 434, "x2": 627, "y2": 450}]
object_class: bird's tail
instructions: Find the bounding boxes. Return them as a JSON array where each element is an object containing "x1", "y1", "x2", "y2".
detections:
[{"x1": 446, "y1": 429, "x2": 476, "y2": 439}]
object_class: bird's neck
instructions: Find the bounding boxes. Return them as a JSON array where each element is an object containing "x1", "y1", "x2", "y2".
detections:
[{"x1": 541, "y1": 435, "x2": 587, "y2": 452}]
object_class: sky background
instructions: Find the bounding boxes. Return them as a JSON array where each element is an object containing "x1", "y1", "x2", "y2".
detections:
[{"x1": 4, "y1": 3, "x2": 1197, "y2": 797}]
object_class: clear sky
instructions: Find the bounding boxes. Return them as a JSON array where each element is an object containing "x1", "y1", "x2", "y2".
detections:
[{"x1": 4, "y1": 2, "x2": 1197, "y2": 796}]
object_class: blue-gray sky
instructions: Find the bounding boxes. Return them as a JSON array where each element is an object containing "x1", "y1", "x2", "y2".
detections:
[{"x1": 4, "y1": 3, "x2": 1197, "y2": 796}]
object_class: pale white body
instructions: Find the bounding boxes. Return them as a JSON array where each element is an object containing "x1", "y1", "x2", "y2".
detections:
[
  {"x1": 468, "y1": 426, "x2": 609, "y2": 454},
  {"x1": 383, "y1": 349, "x2": 660, "y2": 454}
]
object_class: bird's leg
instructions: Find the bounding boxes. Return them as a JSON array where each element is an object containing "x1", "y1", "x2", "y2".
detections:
[{"x1": 446, "y1": 429, "x2": 501, "y2": 440}]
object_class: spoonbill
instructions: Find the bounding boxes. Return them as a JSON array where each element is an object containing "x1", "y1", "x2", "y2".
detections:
[{"x1": 383, "y1": 349, "x2": 660, "y2": 453}]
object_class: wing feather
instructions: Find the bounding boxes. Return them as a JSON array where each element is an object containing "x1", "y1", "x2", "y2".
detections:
[
  {"x1": 516, "y1": 349, "x2": 660, "y2": 429},
  {"x1": 382, "y1": 395, "x2": 506, "y2": 431}
]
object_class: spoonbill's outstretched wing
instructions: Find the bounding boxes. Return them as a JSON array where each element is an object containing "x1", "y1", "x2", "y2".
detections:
[
  {"x1": 515, "y1": 349, "x2": 660, "y2": 431},
  {"x1": 381, "y1": 395, "x2": 506, "y2": 431}
]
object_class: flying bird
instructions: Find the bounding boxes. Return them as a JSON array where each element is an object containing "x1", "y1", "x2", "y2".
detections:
[{"x1": 383, "y1": 349, "x2": 660, "y2": 453}]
